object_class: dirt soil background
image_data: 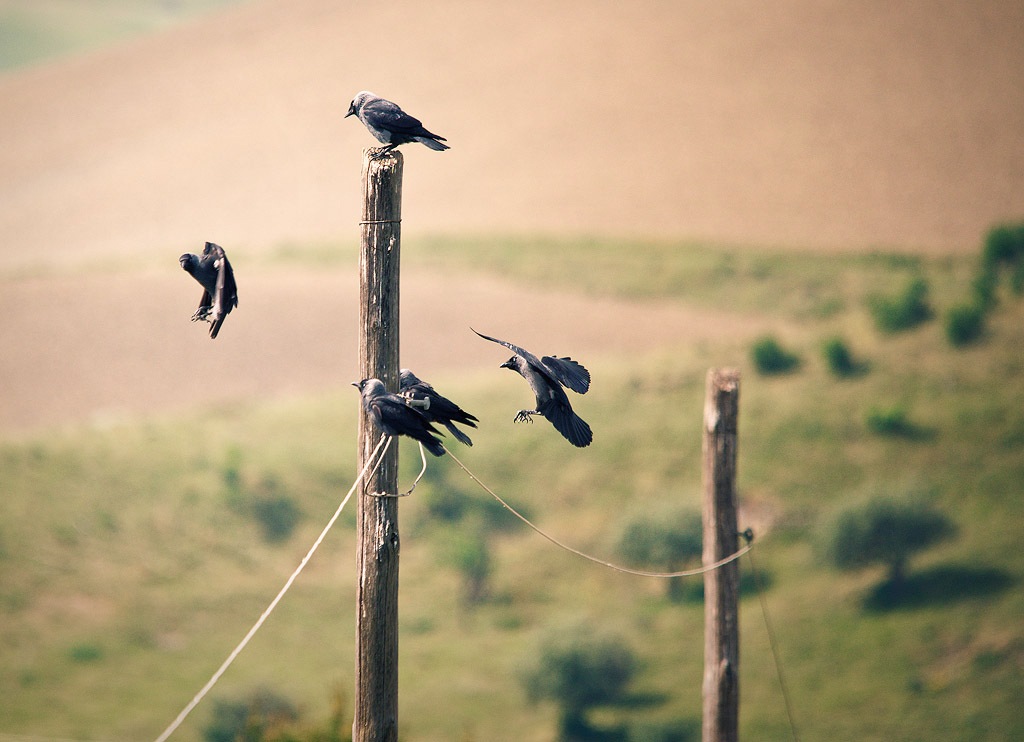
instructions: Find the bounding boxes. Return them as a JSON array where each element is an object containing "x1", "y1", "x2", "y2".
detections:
[{"x1": 2, "y1": 0, "x2": 1023, "y2": 434}]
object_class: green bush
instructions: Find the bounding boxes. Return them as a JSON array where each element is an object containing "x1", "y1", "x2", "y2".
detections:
[
  {"x1": 866, "y1": 405, "x2": 928, "y2": 439},
  {"x1": 868, "y1": 277, "x2": 933, "y2": 333},
  {"x1": 205, "y1": 688, "x2": 299, "y2": 742},
  {"x1": 441, "y1": 527, "x2": 492, "y2": 606},
  {"x1": 750, "y1": 335, "x2": 801, "y2": 375},
  {"x1": 422, "y1": 485, "x2": 523, "y2": 533},
  {"x1": 981, "y1": 222, "x2": 1024, "y2": 268},
  {"x1": 975, "y1": 222, "x2": 1024, "y2": 306},
  {"x1": 250, "y1": 477, "x2": 301, "y2": 543},
  {"x1": 822, "y1": 335, "x2": 867, "y2": 377},
  {"x1": 945, "y1": 302, "x2": 986, "y2": 346},
  {"x1": 67, "y1": 642, "x2": 103, "y2": 663},
  {"x1": 972, "y1": 266, "x2": 998, "y2": 310},
  {"x1": 617, "y1": 506, "x2": 702, "y2": 601}
]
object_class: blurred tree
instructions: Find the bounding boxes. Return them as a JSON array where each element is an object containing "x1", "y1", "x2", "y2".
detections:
[
  {"x1": 522, "y1": 622, "x2": 636, "y2": 741},
  {"x1": 821, "y1": 495, "x2": 955, "y2": 592},
  {"x1": 442, "y1": 525, "x2": 492, "y2": 606},
  {"x1": 617, "y1": 506, "x2": 702, "y2": 601}
]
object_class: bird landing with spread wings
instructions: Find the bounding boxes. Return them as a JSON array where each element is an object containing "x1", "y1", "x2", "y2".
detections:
[{"x1": 473, "y1": 329, "x2": 593, "y2": 448}]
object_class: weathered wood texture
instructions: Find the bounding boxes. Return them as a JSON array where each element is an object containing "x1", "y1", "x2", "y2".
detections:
[
  {"x1": 702, "y1": 368, "x2": 741, "y2": 742},
  {"x1": 355, "y1": 148, "x2": 403, "y2": 742}
]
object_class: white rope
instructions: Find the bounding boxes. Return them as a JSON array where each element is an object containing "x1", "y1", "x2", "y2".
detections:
[
  {"x1": 365, "y1": 440, "x2": 428, "y2": 498},
  {"x1": 442, "y1": 444, "x2": 753, "y2": 577},
  {"x1": 152, "y1": 436, "x2": 391, "y2": 742}
]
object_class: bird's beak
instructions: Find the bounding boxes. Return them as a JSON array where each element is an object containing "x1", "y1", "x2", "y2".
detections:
[
  {"x1": 345, "y1": 105, "x2": 356, "y2": 118},
  {"x1": 499, "y1": 360, "x2": 513, "y2": 369},
  {"x1": 351, "y1": 381, "x2": 360, "y2": 388}
]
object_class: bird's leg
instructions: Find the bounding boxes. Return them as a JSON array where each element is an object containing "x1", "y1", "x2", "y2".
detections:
[
  {"x1": 191, "y1": 306, "x2": 212, "y2": 323},
  {"x1": 369, "y1": 143, "x2": 397, "y2": 160},
  {"x1": 513, "y1": 410, "x2": 539, "y2": 424}
]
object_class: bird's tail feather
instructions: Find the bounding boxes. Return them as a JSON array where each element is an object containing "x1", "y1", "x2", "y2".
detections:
[
  {"x1": 540, "y1": 399, "x2": 593, "y2": 448},
  {"x1": 444, "y1": 422, "x2": 473, "y2": 446},
  {"x1": 417, "y1": 136, "x2": 449, "y2": 151},
  {"x1": 423, "y1": 435, "x2": 446, "y2": 457}
]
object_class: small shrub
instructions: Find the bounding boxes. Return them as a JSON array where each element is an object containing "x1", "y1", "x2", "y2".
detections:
[
  {"x1": 971, "y1": 266, "x2": 998, "y2": 310},
  {"x1": 945, "y1": 302, "x2": 986, "y2": 346},
  {"x1": 442, "y1": 527, "x2": 492, "y2": 606},
  {"x1": 868, "y1": 277, "x2": 934, "y2": 333},
  {"x1": 250, "y1": 477, "x2": 301, "y2": 543},
  {"x1": 221, "y1": 446, "x2": 244, "y2": 506},
  {"x1": 822, "y1": 335, "x2": 867, "y2": 378},
  {"x1": 981, "y1": 222, "x2": 1024, "y2": 268},
  {"x1": 866, "y1": 405, "x2": 930, "y2": 440},
  {"x1": 617, "y1": 506, "x2": 702, "y2": 601},
  {"x1": 422, "y1": 484, "x2": 523, "y2": 533},
  {"x1": 205, "y1": 688, "x2": 299, "y2": 742},
  {"x1": 750, "y1": 335, "x2": 801, "y2": 375},
  {"x1": 67, "y1": 642, "x2": 103, "y2": 663}
]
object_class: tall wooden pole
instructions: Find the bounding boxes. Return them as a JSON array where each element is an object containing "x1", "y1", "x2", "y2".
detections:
[
  {"x1": 702, "y1": 368, "x2": 741, "y2": 742},
  {"x1": 355, "y1": 148, "x2": 403, "y2": 742}
]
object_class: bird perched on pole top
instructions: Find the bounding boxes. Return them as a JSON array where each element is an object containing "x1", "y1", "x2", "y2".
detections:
[
  {"x1": 473, "y1": 329, "x2": 593, "y2": 448},
  {"x1": 400, "y1": 369, "x2": 479, "y2": 446},
  {"x1": 346, "y1": 91, "x2": 449, "y2": 154},
  {"x1": 353, "y1": 378, "x2": 446, "y2": 457},
  {"x1": 179, "y1": 241, "x2": 238, "y2": 339}
]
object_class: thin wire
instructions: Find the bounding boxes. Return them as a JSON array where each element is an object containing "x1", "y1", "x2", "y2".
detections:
[
  {"x1": 152, "y1": 436, "x2": 391, "y2": 742},
  {"x1": 404, "y1": 442, "x2": 428, "y2": 495},
  {"x1": 746, "y1": 547, "x2": 801, "y2": 742},
  {"x1": 442, "y1": 445, "x2": 752, "y2": 578},
  {"x1": 366, "y1": 440, "x2": 428, "y2": 498}
]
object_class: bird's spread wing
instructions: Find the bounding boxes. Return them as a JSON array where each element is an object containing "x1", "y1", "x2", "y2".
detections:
[
  {"x1": 471, "y1": 329, "x2": 541, "y2": 366},
  {"x1": 541, "y1": 356, "x2": 591, "y2": 394},
  {"x1": 203, "y1": 243, "x2": 237, "y2": 339},
  {"x1": 212, "y1": 256, "x2": 226, "y2": 319}
]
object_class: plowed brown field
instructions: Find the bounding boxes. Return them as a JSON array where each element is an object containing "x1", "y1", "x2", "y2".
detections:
[{"x1": 2, "y1": 0, "x2": 1023, "y2": 433}]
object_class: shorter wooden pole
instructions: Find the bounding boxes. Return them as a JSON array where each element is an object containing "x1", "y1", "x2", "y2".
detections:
[{"x1": 702, "y1": 368, "x2": 741, "y2": 742}]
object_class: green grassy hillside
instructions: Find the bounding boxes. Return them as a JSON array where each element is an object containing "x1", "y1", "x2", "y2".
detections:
[{"x1": 1, "y1": 239, "x2": 1021, "y2": 742}]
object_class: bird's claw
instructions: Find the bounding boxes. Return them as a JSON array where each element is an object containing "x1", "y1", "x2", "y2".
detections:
[
  {"x1": 369, "y1": 145, "x2": 397, "y2": 161},
  {"x1": 513, "y1": 410, "x2": 535, "y2": 424},
  {"x1": 191, "y1": 307, "x2": 212, "y2": 323}
]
